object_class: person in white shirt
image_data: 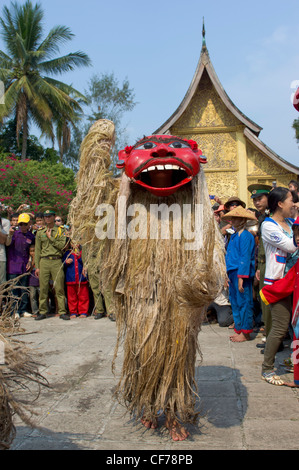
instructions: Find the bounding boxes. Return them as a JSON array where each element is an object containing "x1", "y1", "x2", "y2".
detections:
[
  {"x1": 0, "y1": 211, "x2": 10, "y2": 284},
  {"x1": 261, "y1": 187, "x2": 298, "y2": 385}
]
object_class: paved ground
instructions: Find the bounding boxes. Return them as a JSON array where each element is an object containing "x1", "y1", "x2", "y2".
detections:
[{"x1": 9, "y1": 314, "x2": 299, "y2": 451}]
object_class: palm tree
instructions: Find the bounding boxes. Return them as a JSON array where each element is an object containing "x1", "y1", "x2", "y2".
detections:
[
  {"x1": 54, "y1": 91, "x2": 84, "y2": 163},
  {"x1": 0, "y1": 0, "x2": 91, "y2": 159}
]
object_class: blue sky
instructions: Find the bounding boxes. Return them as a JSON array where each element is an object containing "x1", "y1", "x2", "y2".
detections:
[{"x1": 1, "y1": 0, "x2": 299, "y2": 167}]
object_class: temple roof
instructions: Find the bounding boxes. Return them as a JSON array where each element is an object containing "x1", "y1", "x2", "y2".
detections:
[
  {"x1": 154, "y1": 30, "x2": 262, "y2": 135},
  {"x1": 245, "y1": 127, "x2": 299, "y2": 174},
  {"x1": 154, "y1": 25, "x2": 299, "y2": 175}
]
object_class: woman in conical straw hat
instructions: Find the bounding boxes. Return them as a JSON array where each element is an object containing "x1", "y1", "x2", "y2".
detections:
[{"x1": 222, "y1": 206, "x2": 257, "y2": 342}]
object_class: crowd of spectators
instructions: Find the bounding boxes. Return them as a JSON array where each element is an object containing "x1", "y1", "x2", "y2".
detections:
[
  {"x1": 209, "y1": 179, "x2": 299, "y2": 386},
  {"x1": 0, "y1": 204, "x2": 114, "y2": 322}
]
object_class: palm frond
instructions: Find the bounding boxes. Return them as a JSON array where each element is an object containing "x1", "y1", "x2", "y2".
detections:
[
  {"x1": 37, "y1": 25, "x2": 74, "y2": 59},
  {"x1": 43, "y1": 76, "x2": 88, "y2": 104},
  {"x1": 0, "y1": 6, "x2": 18, "y2": 57},
  {"x1": 39, "y1": 51, "x2": 91, "y2": 75},
  {"x1": 0, "y1": 49, "x2": 13, "y2": 64},
  {"x1": 19, "y1": 1, "x2": 44, "y2": 51}
]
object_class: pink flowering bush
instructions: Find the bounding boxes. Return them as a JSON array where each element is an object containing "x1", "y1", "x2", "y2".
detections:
[{"x1": 0, "y1": 154, "x2": 76, "y2": 217}]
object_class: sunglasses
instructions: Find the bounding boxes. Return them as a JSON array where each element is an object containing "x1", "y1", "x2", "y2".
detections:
[
  {"x1": 55, "y1": 219, "x2": 61, "y2": 222},
  {"x1": 19, "y1": 223, "x2": 28, "y2": 226}
]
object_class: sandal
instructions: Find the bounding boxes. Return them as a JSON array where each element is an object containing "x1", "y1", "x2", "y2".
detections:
[{"x1": 262, "y1": 371, "x2": 284, "y2": 386}]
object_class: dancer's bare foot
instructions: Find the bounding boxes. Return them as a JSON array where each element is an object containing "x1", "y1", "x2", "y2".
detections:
[
  {"x1": 284, "y1": 381, "x2": 299, "y2": 388},
  {"x1": 165, "y1": 416, "x2": 189, "y2": 441},
  {"x1": 230, "y1": 332, "x2": 250, "y2": 342},
  {"x1": 141, "y1": 417, "x2": 158, "y2": 429}
]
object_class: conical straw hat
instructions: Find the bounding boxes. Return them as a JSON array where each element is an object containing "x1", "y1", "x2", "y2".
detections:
[{"x1": 222, "y1": 206, "x2": 257, "y2": 220}]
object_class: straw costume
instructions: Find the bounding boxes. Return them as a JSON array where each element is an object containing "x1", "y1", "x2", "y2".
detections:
[{"x1": 69, "y1": 119, "x2": 226, "y2": 438}]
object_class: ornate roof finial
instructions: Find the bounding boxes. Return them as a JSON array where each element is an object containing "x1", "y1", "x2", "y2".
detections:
[{"x1": 202, "y1": 17, "x2": 206, "y2": 50}]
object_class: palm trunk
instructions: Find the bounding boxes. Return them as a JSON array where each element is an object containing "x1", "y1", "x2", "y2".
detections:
[{"x1": 21, "y1": 108, "x2": 28, "y2": 161}]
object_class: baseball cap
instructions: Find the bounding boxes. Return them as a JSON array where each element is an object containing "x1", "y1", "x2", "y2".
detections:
[{"x1": 18, "y1": 213, "x2": 30, "y2": 224}]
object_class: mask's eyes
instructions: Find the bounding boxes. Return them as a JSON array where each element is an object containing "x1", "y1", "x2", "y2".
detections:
[
  {"x1": 169, "y1": 141, "x2": 190, "y2": 149},
  {"x1": 135, "y1": 142, "x2": 157, "y2": 150}
]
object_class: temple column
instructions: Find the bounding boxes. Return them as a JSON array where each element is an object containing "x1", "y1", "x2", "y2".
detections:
[{"x1": 236, "y1": 130, "x2": 248, "y2": 206}]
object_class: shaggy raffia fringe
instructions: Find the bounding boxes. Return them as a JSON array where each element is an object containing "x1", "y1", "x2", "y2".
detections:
[
  {"x1": 69, "y1": 119, "x2": 226, "y2": 425},
  {"x1": 0, "y1": 278, "x2": 48, "y2": 450}
]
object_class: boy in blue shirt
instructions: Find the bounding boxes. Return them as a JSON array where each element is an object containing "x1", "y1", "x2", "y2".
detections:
[{"x1": 222, "y1": 206, "x2": 257, "y2": 342}]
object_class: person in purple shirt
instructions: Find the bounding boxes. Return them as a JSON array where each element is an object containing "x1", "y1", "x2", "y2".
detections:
[{"x1": 6, "y1": 213, "x2": 35, "y2": 317}]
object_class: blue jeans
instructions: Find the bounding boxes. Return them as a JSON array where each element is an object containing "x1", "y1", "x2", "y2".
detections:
[{"x1": 8, "y1": 273, "x2": 29, "y2": 315}]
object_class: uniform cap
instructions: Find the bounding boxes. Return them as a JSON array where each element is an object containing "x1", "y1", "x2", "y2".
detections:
[
  {"x1": 248, "y1": 184, "x2": 272, "y2": 199},
  {"x1": 43, "y1": 208, "x2": 56, "y2": 216}
]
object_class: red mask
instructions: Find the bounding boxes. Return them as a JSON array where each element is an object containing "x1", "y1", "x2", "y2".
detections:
[{"x1": 116, "y1": 135, "x2": 206, "y2": 197}]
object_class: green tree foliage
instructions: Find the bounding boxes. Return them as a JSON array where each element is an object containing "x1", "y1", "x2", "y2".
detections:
[
  {"x1": 66, "y1": 72, "x2": 137, "y2": 174},
  {"x1": 293, "y1": 118, "x2": 299, "y2": 144},
  {"x1": 0, "y1": 118, "x2": 59, "y2": 162},
  {"x1": 86, "y1": 72, "x2": 137, "y2": 129},
  {"x1": 0, "y1": 0, "x2": 91, "y2": 160},
  {"x1": 0, "y1": 153, "x2": 75, "y2": 216}
]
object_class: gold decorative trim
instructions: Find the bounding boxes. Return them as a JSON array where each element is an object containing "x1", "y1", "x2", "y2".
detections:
[
  {"x1": 204, "y1": 168, "x2": 239, "y2": 173},
  {"x1": 172, "y1": 126, "x2": 244, "y2": 135},
  {"x1": 247, "y1": 175, "x2": 293, "y2": 180}
]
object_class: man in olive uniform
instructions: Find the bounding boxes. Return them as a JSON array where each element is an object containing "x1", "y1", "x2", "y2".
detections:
[
  {"x1": 34, "y1": 208, "x2": 68, "y2": 320},
  {"x1": 248, "y1": 184, "x2": 272, "y2": 337},
  {"x1": 81, "y1": 246, "x2": 115, "y2": 321}
]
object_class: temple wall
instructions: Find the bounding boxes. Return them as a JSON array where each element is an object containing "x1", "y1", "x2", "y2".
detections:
[{"x1": 169, "y1": 69, "x2": 297, "y2": 208}]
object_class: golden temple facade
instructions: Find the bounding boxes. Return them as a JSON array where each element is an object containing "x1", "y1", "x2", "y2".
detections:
[{"x1": 154, "y1": 29, "x2": 299, "y2": 208}]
